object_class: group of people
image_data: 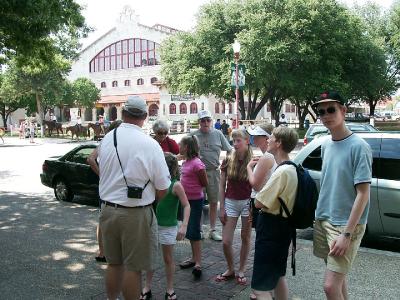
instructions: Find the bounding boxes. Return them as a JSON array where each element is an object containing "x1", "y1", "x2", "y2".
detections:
[
  {"x1": 18, "y1": 119, "x2": 36, "y2": 143},
  {"x1": 88, "y1": 90, "x2": 372, "y2": 300}
]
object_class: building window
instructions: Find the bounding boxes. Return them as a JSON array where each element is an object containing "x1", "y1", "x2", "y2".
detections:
[
  {"x1": 89, "y1": 38, "x2": 161, "y2": 73},
  {"x1": 215, "y1": 103, "x2": 220, "y2": 114},
  {"x1": 101, "y1": 82, "x2": 106, "y2": 88},
  {"x1": 222, "y1": 103, "x2": 226, "y2": 114},
  {"x1": 267, "y1": 104, "x2": 271, "y2": 112},
  {"x1": 169, "y1": 103, "x2": 176, "y2": 114},
  {"x1": 229, "y1": 103, "x2": 233, "y2": 114},
  {"x1": 150, "y1": 77, "x2": 158, "y2": 84},
  {"x1": 201, "y1": 102, "x2": 204, "y2": 110},
  {"x1": 190, "y1": 102, "x2": 198, "y2": 114},
  {"x1": 285, "y1": 104, "x2": 291, "y2": 113},
  {"x1": 137, "y1": 78, "x2": 144, "y2": 85},
  {"x1": 112, "y1": 81, "x2": 118, "y2": 87},
  {"x1": 291, "y1": 105, "x2": 296, "y2": 113},
  {"x1": 124, "y1": 80, "x2": 130, "y2": 86},
  {"x1": 180, "y1": 103, "x2": 187, "y2": 114}
]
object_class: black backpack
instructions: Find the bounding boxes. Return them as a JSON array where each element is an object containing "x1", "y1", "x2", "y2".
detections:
[{"x1": 277, "y1": 161, "x2": 319, "y2": 275}]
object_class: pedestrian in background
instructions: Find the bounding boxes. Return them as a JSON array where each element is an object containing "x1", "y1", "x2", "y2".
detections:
[
  {"x1": 178, "y1": 135, "x2": 208, "y2": 279},
  {"x1": 251, "y1": 126, "x2": 299, "y2": 300},
  {"x1": 140, "y1": 153, "x2": 190, "y2": 300},
  {"x1": 191, "y1": 110, "x2": 232, "y2": 241},
  {"x1": 216, "y1": 129, "x2": 252, "y2": 285},
  {"x1": 152, "y1": 120, "x2": 180, "y2": 155},
  {"x1": 214, "y1": 118, "x2": 222, "y2": 130},
  {"x1": 221, "y1": 120, "x2": 230, "y2": 143},
  {"x1": 29, "y1": 120, "x2": 36, "y2": 143},
  {"x1": 97, "y1": 95, "x2": 170, "y2": 300},
  {"x1": 312, "y1": 91, "x2": 372, "y2": 300}
]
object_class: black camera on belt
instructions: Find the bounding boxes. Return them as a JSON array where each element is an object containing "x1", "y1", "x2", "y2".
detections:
[{"x1": 127, "y1": 186, "x2": 144, "y2": 199}]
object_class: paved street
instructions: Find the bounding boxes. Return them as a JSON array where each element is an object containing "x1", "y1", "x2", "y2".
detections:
[{"x1": 1, "y1": 136, "x2": 400, "y2": 299}]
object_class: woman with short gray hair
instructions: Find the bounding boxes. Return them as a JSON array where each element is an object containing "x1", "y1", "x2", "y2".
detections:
[{"x1": 152, "y1": 120, "x2": 180, "y2": 155}]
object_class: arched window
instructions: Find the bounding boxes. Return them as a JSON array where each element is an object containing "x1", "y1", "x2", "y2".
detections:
[
  {"x1": 124, "y1": 80, "x2": 130, "y2": 86},
  {"x1": 222, "y1": 103, "x2": 226, "y2": 114},
  {"x1": 229, "y1": 103, "x2": 233, "y2": 114},
  {"x1": 169, "y1": 103, "x2": 176, "y2": 114},
  {"x1": 89, "y1": 38, "x2": 161, "y2": 73},
  {"x1": 179, "y1": 103, "x2": 187, "y2": 114},
  {"x1": 190, "y1": 102, "x2": 198, "y2": 114},
  {"x1": 137, "y1": 78, "x2": 144, "y2": 85},
  {"x1": 150, "y1": 77, "x2": 158, "y2": 84},
  {"x1": 101, "y1": 82, "x2": 106, "y2": 88},
  {"x1": 215, "y1": 103, "x2": 220, "y2": 114},
  {"x1": 112, "y1": 81, "x2": 118, "y2": 87}
]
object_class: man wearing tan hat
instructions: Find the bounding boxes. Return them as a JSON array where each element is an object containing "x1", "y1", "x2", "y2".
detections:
[
  {"x1": 191, "y1": 110, "x2": 232, "y2": 241},
  {"x1": 98, "y1": 95, "x2": 171, "y2": 300}
]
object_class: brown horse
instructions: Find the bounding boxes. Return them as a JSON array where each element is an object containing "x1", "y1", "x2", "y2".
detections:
[
  {"x1": 43, "y1": 120, "x2": 63, "y2": 136},
  {"x1": 66, "y1": 125, "x2": 89, "y2": 140},
  {"x1": 88, "y1": 122, "x2": 109, "y2": 141}
]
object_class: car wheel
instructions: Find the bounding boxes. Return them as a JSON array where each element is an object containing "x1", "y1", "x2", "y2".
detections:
[{"x1": 54, "y1": 178, "x2": 74, "y2": 202}]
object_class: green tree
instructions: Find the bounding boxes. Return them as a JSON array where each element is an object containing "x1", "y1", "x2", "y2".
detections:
[
  {"x1": 351, "y1": 2, "x2": 400, "y2": 116},
  {"x1": 0, "y1": 0, "x2": 89, "y2": 63},
  {"x1": 72, "y1": 78, "x2": 101, "y2": 108},
  {"x1": 161, "y1": 0, "x2": 380, "y2": 124}
]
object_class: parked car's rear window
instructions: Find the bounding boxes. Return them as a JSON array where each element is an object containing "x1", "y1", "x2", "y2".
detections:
[{"x1": 380, "y1": 139, "x2": 400, "y2": 181}]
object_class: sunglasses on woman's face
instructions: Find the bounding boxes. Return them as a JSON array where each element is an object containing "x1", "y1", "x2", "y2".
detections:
[
  {"x1": 156, "y1": 131, "x2": 168, "y2": 136},
  {"x1": 200, "y1": 118, "x2": 212, "y2": 123},
  {"x1": 317, "y1": 106, "x2": 336, "y2": 117}
]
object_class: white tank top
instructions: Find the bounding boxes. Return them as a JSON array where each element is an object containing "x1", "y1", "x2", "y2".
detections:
[{"x1": 250, "y1": 152, "x2": 277, "y2": 198}]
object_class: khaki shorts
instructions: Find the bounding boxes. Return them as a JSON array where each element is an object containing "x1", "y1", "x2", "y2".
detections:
[
  {"x1": 99, "y1": 204, "x2": 158, "y2": 272},
  {"x1": 313, "y1": 220, "x2": 366, "y2": 274},
  {"x1": 205, "y1": 169, "x2": 220, "y2": 204}
]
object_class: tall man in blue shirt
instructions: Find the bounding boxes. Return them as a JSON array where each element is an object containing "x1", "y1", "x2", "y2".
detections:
[{"x1": 312, "y1": 91, "x2": 372, "y2": 300}]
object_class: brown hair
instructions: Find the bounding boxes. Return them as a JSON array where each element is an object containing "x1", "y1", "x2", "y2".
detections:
[
  {"x1": 226, "y1": 129, "x2": 252, "y2": 181},
  {"x1": 272, "y1": 127, "x2": 299, "y2": 153},
  {"x1": 180, "y1": 135, "x2": 200, "y2": 160},
  {"x1": 164, "y1": 152, "x2": 180, "y2": 180}
]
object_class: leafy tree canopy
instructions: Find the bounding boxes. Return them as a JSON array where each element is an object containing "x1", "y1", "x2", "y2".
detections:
[{"x1": 0, "y1": 0, "x2": 90, "y2": 63}]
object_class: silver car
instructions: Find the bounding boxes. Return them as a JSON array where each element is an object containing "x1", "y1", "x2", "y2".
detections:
[{"x1": 294, "y1": 132, "x2": 400, "y2": 239}]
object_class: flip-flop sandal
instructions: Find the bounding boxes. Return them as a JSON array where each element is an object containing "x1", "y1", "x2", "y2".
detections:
[
  {"x1": 179, "y1": 260, "x2": 195, "y2": 269},
  {"x1": 236, "y1": 275, "x2": 247, "y2": 285},
  {"x1": 165, "y1": 291, "x2": 177, "y2": 300},
  {"x1": 95, "y1": 256, "x2": 106, "y2": 263},
  {"x1": 215, "y1": 272, "x2": 236, "y2": 282},
  {"x1": 140, "y1": 290, "x2": 152, "y2": 300}
]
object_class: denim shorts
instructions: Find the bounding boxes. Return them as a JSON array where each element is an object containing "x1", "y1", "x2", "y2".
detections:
[
  {"x1": 185, "y1": 198, "x2": 204, "y2": 241},
  {"x1": 224, "y1": 198, "x2": 250, "y2": 217}
]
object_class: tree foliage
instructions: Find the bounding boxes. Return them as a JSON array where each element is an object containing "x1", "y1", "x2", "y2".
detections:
[
  {"x1": 161, "y1": 0, "x2": 399, "y2": 124},
  {"x1": 0, "y1": 0, "x2": 89, "y2": 63}
]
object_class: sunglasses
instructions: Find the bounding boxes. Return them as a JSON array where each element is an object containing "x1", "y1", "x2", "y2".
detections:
[
  {"x1": 317, "y1": 106, "x2": 336, "y2": 117},
  {"x1": 156, "y1": 131, "x2": 168, "y2": 135},
  {"x1": 200, "y1": 118, "x2": 212, "y2": 123}
]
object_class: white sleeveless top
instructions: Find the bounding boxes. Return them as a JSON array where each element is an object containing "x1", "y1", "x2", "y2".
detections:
[{"x1": 250, "y1": 152, "x2": 277, "y2": 198}]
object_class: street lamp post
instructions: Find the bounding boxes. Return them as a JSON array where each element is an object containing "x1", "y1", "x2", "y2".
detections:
[{"x1": 232, "y1": 40, "x2": 240, "y2": 129}]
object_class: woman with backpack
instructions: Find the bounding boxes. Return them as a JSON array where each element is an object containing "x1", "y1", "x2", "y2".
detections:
[{"x1": 251, "y1": 127, "x2": 299, "y2": 300}]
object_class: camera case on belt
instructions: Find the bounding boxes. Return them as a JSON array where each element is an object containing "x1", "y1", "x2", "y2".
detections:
[{"x1": 127, "y1": 186, "x2": 144, "y2": 199}]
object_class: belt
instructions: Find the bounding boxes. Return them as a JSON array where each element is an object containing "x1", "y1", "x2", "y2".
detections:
[{"x1": 101, "y1": 200, "x2": 152, "y2": 209}]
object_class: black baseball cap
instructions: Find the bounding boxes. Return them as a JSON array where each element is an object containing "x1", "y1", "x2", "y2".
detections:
[{"x1": 312, "y1": 91, "x2": 345, "y2": 108}]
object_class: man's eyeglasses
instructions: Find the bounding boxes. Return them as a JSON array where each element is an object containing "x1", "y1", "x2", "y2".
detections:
[
  {"x1": 317, "y1": 106, "x2": 336, "y2": 117},
  {"x1": 156, "y1": 131, "x2": 168, "y2": 136},
  {"x1": 200, "y1": 118, "x2": 212, "y2": 123}
]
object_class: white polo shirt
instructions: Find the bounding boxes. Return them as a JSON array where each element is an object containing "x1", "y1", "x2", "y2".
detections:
[{"x1": 98, "y1": 123, "x2": 170, "y2": 206}]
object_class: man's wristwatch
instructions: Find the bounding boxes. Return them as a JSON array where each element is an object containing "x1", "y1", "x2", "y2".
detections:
[{"x1": 342, "y1": 232, "x2": 352, "y2": 239}]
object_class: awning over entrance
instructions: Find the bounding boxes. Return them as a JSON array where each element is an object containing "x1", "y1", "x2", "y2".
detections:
[{"x1": 97, "y1": 93, "x2": 160, "y2": 106}]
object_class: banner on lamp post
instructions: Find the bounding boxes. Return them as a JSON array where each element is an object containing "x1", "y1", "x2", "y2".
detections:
[{"x1": 230, "y1": 63, "x2": 245, "y2": 89}]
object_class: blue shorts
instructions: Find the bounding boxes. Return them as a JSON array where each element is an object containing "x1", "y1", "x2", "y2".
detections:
[{"x1": 185, "y1": 198, "x2": 204, "y2": 241}]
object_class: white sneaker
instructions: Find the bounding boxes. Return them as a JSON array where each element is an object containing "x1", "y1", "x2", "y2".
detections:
[
  {"x1": 200, "y1": 231, "x2": 205, "y2": 240},
  {"x1": 209, "y1": 230, "x2": 222, "y2": 241}
]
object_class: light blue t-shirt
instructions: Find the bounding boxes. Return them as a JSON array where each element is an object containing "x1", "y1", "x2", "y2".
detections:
[{"x1": 316, "y1": 134, "x2": 372, "y2": 225}]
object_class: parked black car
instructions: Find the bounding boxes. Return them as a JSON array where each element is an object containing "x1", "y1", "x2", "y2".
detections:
[{"x1": 40, "y1": 144, "x2": 99, "y2": 202}]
